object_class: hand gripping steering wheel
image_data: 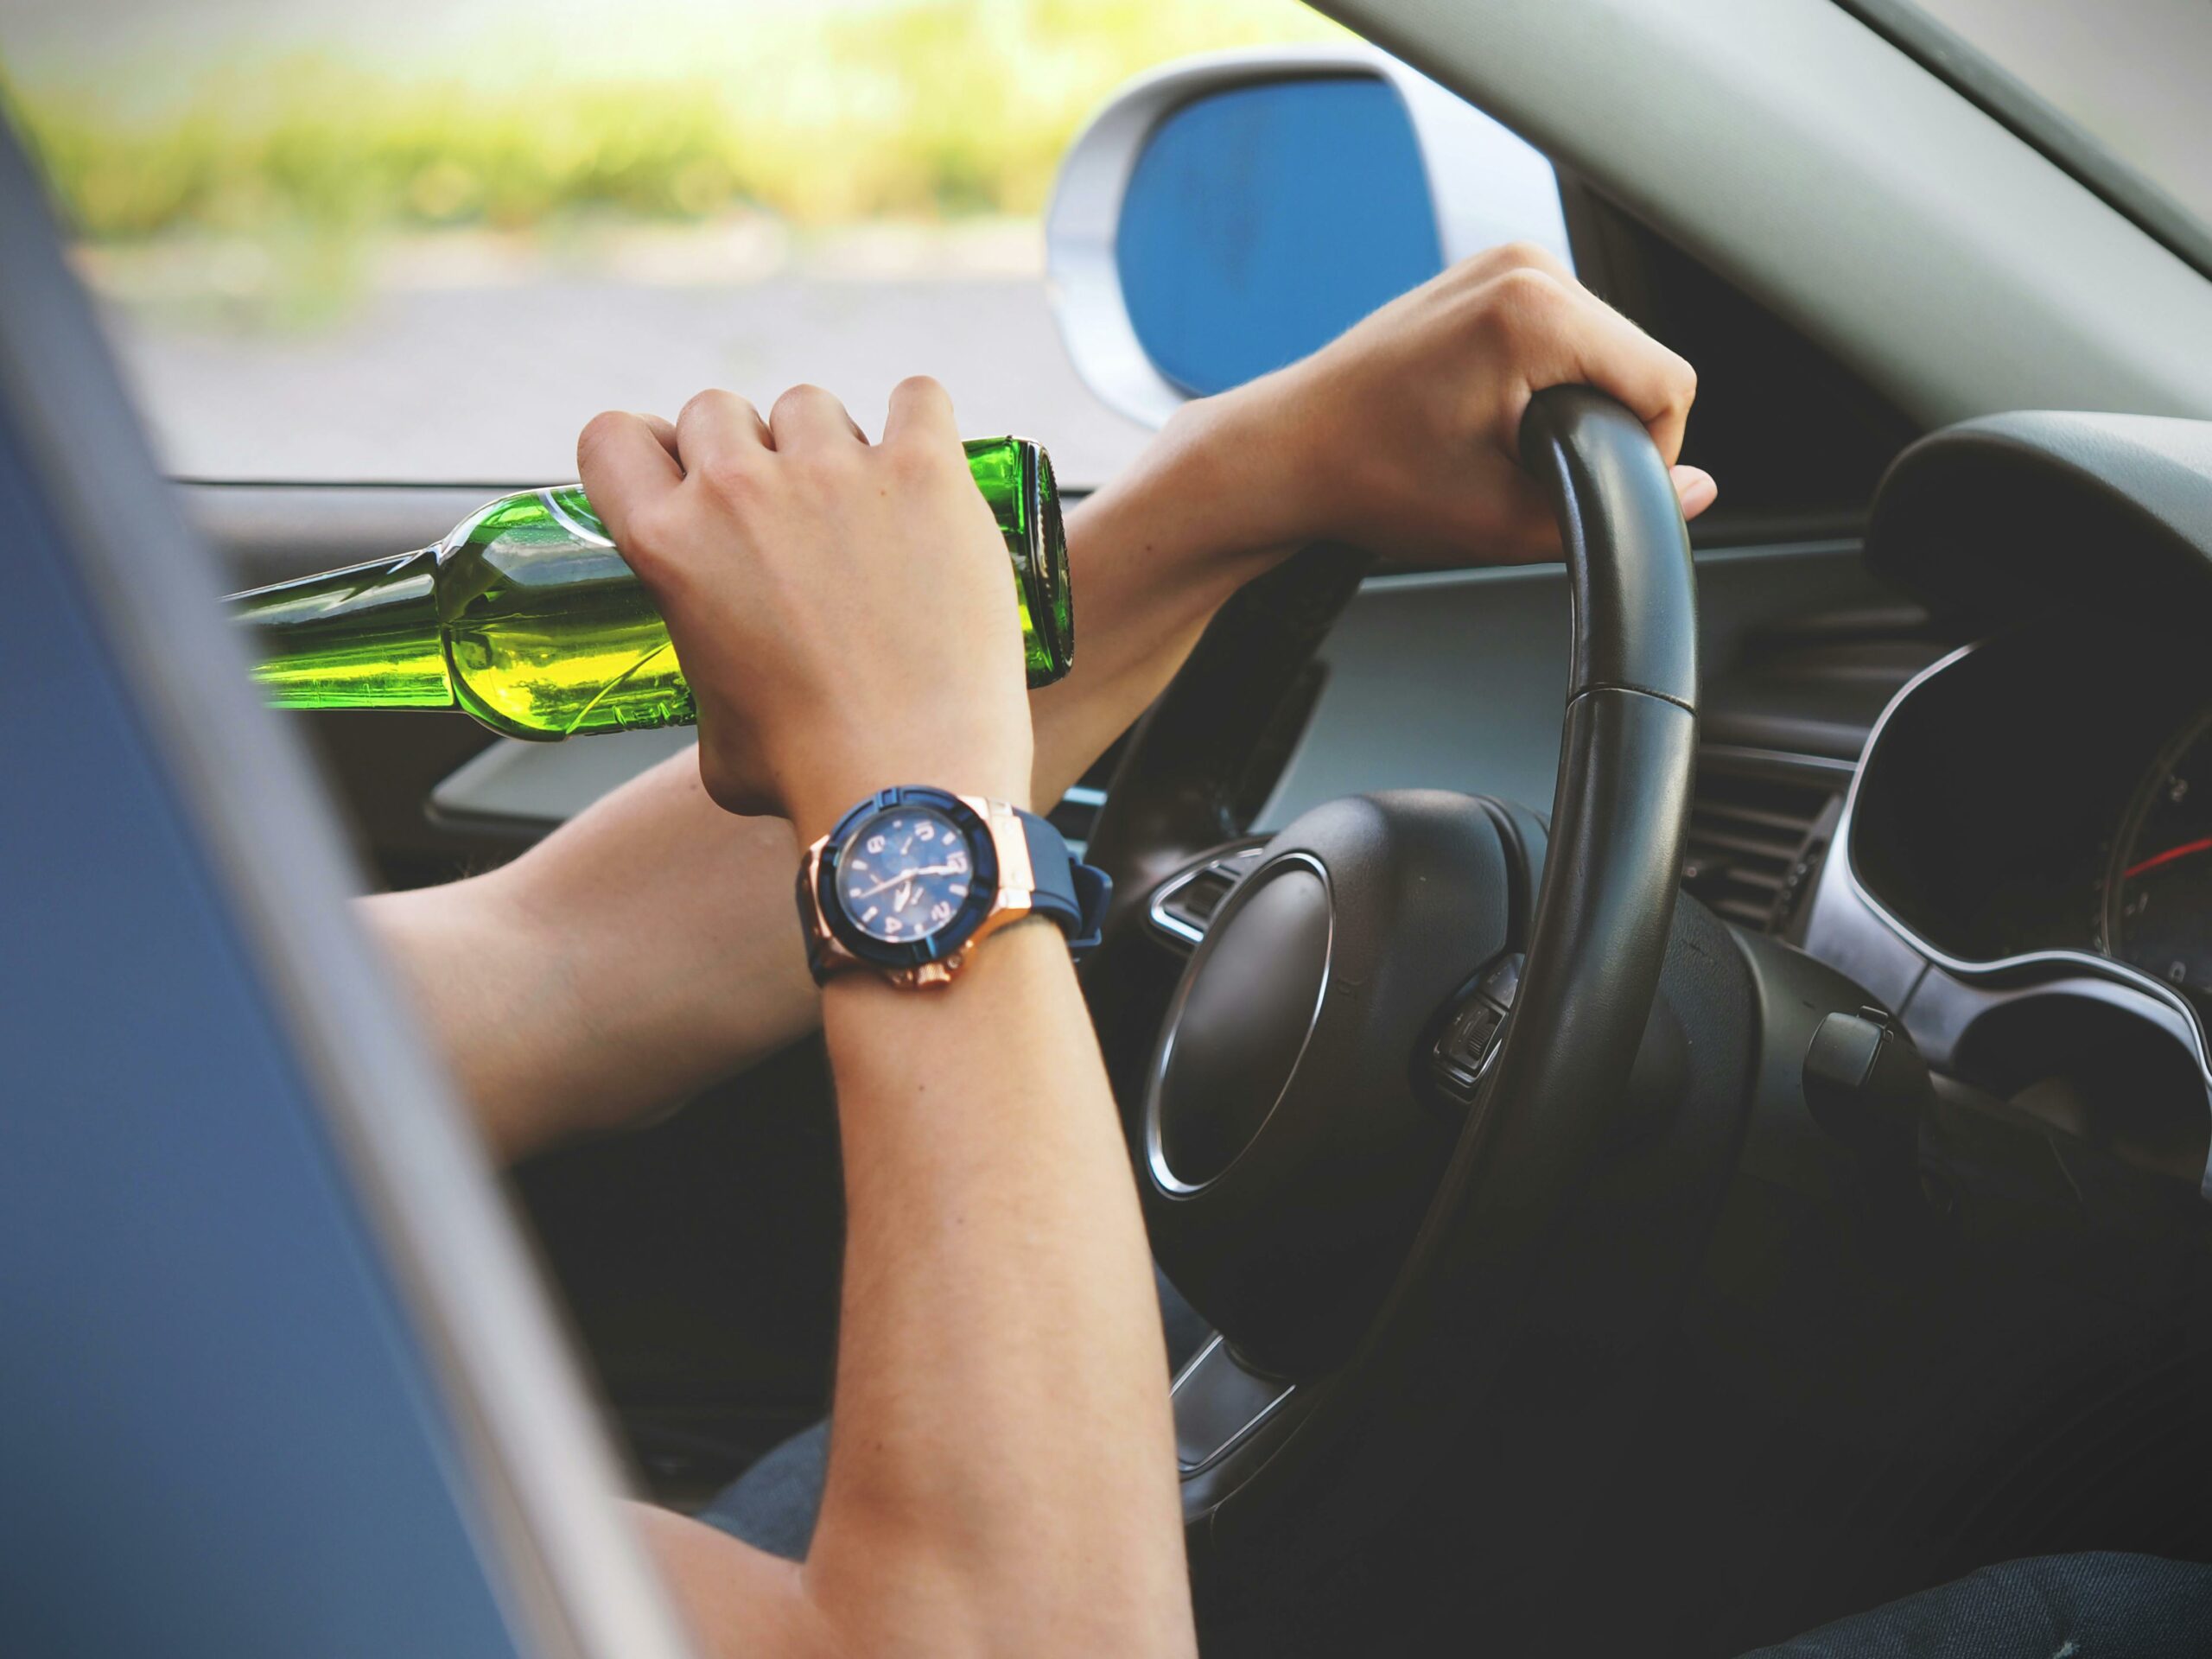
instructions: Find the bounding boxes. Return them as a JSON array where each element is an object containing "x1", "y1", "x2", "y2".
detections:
[{"x1": 1088, "y1": 386, "x2": 1702, "y2": 1591}]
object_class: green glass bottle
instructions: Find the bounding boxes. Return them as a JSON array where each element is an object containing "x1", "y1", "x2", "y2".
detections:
[{"x1": 229, "y1": 435, "x2": 1074, "y2": 741}]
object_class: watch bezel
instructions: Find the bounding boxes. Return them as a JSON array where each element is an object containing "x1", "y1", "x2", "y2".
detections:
[{"x1": 815, "y1": 786, "x2": 1001, "y2": 972}]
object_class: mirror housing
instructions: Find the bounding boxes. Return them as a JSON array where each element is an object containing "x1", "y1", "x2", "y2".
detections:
[{"x1": 1046, "y1": 45, "x2": 1573, "y2": 428}]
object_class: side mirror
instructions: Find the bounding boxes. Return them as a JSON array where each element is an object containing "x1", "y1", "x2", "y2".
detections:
[{"x1": 1046, "y1": 46, "x2": 1573, "y2": 429}]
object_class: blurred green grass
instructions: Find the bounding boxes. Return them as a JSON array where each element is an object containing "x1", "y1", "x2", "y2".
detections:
[{"x1": 7, "y1": 0, "x2": 1344, "y2": 243}]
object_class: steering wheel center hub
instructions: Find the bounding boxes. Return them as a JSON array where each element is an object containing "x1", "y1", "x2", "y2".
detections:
[
  {"x1": 1142, "y1": 791, "x2": 1535, "y2": 1376},
  {"x1": 1150, "y1": 854, "x2": 1333, "y2": 1193}
]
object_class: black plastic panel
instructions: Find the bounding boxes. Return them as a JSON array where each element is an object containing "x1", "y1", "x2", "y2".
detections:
[
  {"x1": 1850, "y1": 617, "x2": 2212, "y2": 965},
  {"x1": 1867, "y1": 410, "x2": 2212, "y2": 628}
]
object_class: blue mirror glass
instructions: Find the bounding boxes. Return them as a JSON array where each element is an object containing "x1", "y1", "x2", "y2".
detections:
[{"x1": 1115, "y1": 76, "x2": 1444, "y2": 397}]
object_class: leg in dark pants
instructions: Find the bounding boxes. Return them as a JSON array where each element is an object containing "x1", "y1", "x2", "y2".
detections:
[{"x1": 1740, "y1": 1554, "x2": 2212, "y2": 1658}]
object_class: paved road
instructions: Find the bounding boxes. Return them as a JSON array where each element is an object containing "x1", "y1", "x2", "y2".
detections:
[{"x1": 102, "y1": 276, "x2": 1156, "y2": 490}]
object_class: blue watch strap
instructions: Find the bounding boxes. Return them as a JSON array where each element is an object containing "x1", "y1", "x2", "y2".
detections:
[{"x1": 1017, "y1": 808, "x2": 1111, "y2": 956}]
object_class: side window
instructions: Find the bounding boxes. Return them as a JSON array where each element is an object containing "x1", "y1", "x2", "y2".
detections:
[{"x1": 0, "y1": 1, "x2": 1345, "y2": 492}]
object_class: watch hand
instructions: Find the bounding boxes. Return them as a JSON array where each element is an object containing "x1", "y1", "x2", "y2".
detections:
[
  {"x1": 853, "y1": 867, "x2": 925, "y2": 900},
  {"x1": 853, "y1": 861, "x2": 965, "y2": 899}
]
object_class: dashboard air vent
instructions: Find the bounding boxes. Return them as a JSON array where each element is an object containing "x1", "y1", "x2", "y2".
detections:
[{"x1": 1683, "y1": 750, "x2": 1850, "y2": 936}]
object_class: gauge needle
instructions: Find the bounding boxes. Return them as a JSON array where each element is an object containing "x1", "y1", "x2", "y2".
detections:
[{"x1": 2124, "y1": 836, "x2": 2212, "y2": 880}]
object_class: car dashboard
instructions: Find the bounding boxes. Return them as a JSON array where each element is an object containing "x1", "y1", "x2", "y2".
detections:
[
  {"x1": 1846, "y1": 619, "x2": 2212, "y2": 994},
  {"x1": 1209, "y1": 406, "x2": 2212, "y2": 1198},
  {"x1": 1795, "y1": 412, "x2": 2212, "y2": 1191}
]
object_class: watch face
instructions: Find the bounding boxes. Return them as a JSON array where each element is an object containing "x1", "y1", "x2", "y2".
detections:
[{"x1": 835, "y1": 804, "x2": 979, "y2": 944}]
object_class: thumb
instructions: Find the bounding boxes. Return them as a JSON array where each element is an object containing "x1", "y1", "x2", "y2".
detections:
[{"x1": 1672, "y1": 465, "x2": 1718, "y2": 520}]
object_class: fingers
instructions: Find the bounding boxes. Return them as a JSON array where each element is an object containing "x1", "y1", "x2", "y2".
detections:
[
  {"x1": 635, "y1": 410, "x2": 679, "y2": 462},
  {"x1": 880, "y1": 374, "x2": 960, "y2": 453},
  {"x1": 1458, "y1": 238, "x2": 1577, "y2": 290},
  {"x1": 1563, "y1": 295, "x2": 1698, "y2": 465},
  {"x1": 1496, "y1": 462, "x2": 1717, "y2": 565},
  {"x1": 1459, "y1": 260, "x2": 1697, "y2": 467},
  {"x1": 676, "y1": 388, "x2": 771, "y2": 474},
  {"x1": 768, "y1": 383, "x2": 866, "y2": 453},
  {"x1": 576, "y1": 410, "x2": 683, "y2": 549},
  {"x1": 1490, "y1": 475, "x2": 1569, "y2": 562},
  {"x1": 1673, "y1": 465, "x2": 1719, "y2": 520}
]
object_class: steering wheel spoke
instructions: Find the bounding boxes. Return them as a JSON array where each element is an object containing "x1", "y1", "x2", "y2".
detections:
[{"x1": 1171, "y1": 1334, "x2": 1296, "y2": 1476}]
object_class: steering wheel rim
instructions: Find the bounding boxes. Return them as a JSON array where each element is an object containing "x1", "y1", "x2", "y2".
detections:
[{"x1": 1092, "y1": 386, "x2": 1700, "y2": 1572}]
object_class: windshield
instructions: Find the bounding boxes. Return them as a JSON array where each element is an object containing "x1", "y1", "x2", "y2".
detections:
[
  {"x1": 1895, "y1": 0, "x2": 2211, "y2": 243},
  {"x1": 0, "y1": 0, "x2": 1344, "y2": 488}
]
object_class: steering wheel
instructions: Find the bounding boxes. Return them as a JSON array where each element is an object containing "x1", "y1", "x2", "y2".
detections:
[{"x1": 1084, "y1": 386, "x2": 1700, "y2": 1582}]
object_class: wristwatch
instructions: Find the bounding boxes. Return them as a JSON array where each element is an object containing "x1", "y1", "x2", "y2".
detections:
[{"x1": 797, "y1": 785, "x2": 1111, "y2": 988}]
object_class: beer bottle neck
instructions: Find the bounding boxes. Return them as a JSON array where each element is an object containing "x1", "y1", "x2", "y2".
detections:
[{"x1": 227, "y1": 546, "x2": 454, "y2": 712}]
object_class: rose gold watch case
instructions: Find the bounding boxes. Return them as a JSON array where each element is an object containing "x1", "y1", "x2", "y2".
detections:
[{"x1": 800, "y1": 795, "x2": 1040, "y2": 988}]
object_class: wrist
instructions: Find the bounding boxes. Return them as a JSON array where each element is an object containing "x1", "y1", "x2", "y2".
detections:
[
  {"x1": 784, "y1": 740, "x2": 1033, "y2": 849},
  {"x1": 1147, "y1": 372, "x2": 1329, "y2": 572}
]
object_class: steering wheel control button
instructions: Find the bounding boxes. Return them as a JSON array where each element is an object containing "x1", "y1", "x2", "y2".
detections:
[
  {"x1": 1153, "y1": 856, "x2": 1332, "y2": 1190},
  {"x1": 1439, "y1": 1003, "x2": 1503, "y2": 1084},
  {"x1": 1430, "y1": 954, "x2": 1524, "y2": 1106},
  {"x1": 1147, "y1": 844, "x2": 1267, "y2": 950},
  {"x1": 1801, "y1": 1005, "x2": 1932, "y2": 1162}
]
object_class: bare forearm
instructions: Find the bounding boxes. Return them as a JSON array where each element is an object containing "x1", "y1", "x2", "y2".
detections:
[
  {"x1": 1028, "y1": 391, "x2": 1289, "y2": 803},
  {"x1": 647, "y1": 923, "x2": 1193, "y2": 1657},
  {"x1": 371, "y1": 393, "x2": 1293, "y2": 1158},
  {"x1": 817, "y1": 925, "x2": 1187, "y2": 1649},
  {"x1": 362, "y1": 758, "x2": 816, "y2": 1158}
]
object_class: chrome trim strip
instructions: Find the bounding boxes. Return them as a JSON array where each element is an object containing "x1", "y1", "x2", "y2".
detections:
[
  {"x1": 1823, "y1": 639, "x2": 2212, "y2": 1193},
  {"x1": 1147, "y1": 868, "x2": 1211, "y2": 948},
  {"x1": 1144, "y1": 844, "x2": 1266, "y2": 950},
  {"x1": 1697, "y1": 742, "x2": 1862, "y2": 779},
  {"x1": 1168, "y1": 1335, "x2": 1300, "y2": 1477},
  {"x1": 1145, "y1": 851, "x2": 1335, "y2": 1198},
  {"x1": 1170, "y1": 1332, "x2": 1226, "y2": 1395},
  {"x1": 1352, "y1": 537, "x2": 1866, "y2": 597}
]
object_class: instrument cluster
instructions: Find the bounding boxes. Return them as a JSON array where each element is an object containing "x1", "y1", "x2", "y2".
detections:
[
  {"x1": 1846, "y1": 615, "x2": 2212, "y2": 1013},
  {"x1": 2098, "y1": 706, "x2": 2212, "y2": 1001}
]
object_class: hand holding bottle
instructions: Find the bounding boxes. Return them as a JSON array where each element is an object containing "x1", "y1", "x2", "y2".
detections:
[
  {"x1": 228, "y1": 435, "x2": 1068, "y2": 741},
  {"x1": 576, "y1": 379, "x2": 1036, "y2": 842}
]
